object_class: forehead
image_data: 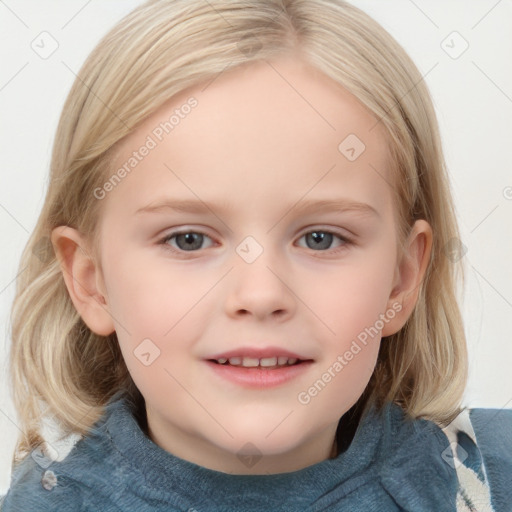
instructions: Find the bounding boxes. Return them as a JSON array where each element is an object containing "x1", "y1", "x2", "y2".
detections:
[{"x1": 104, "y1": 57, "x2": 393, "y2": 219}]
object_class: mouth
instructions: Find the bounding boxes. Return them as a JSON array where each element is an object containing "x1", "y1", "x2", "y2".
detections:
[
  {"x1": 205, "y1": 357, "x2": 314, "y2": 388},
  {"x1": 209, "y1": 356, "x2": 305, "y2": 370},
  {"x1": 204, "y1": 347, "x2": 314, "y2": 387},
  {"x1": 207, "y1": 356, "x2": 309, "y2": 369}
]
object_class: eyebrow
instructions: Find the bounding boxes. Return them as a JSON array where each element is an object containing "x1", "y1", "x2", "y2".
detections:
[{"x1": 135, "y1": 197, "x2": 380, "y2": 218}]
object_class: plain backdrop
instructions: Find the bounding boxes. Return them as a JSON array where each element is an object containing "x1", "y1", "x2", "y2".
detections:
[{"x1": 1, "y1": 0, "x2": 511, "y2": 495}]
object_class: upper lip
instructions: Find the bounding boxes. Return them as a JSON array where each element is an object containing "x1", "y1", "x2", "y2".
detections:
[{"x1": 206, "y1": 346, "x2": 313, "y2": 361}]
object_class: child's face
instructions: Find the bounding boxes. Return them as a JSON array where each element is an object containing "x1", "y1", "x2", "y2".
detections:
[{"x1": 75, "y1": 57, "x2": 429, "y2": 474}]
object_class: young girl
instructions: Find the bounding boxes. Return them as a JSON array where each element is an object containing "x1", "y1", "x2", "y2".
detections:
[{"x1": 2, "y1": 0, "x2": 511, "y2": 510}]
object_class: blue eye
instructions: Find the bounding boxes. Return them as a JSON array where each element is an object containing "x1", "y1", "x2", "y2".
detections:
[
  {"x1": 160, "y1": 231, "x2": 214, "y2": 252},
  {"x1": 158, "y1": 228, "x2": 353, "y2": 256},
  {"x1": 297, "y1": 230, "x2": 351, "y2": 252}
]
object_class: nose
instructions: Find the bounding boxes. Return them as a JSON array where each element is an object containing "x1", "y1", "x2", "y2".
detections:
[{"x1": 224, "y1": 251, "x2": 296, "y2": 322}]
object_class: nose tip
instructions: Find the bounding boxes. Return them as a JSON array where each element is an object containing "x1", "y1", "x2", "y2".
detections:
[{"x1": 226, "y1": 261, "x2": 295, "y2": 322}]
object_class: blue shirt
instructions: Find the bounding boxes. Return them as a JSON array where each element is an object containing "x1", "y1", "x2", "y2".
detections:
[{"x1": 1, "y1": 393, "x2": 511, "y2": 511}]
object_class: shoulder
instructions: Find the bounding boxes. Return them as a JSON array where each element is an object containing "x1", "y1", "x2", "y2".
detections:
[
  {"x1": 0, "y1": 398, "x2": 130, "y2": 512},
  {"x1": 469, "y1": 408, "x2": 512, "y2": 510},
  {"x1": 1, "y1": 433, "x2": 131, "y2": 512},
  {"x1": 0, "y1": 451, "x2": 85, "y2": 511},
  {"x1": 375, "y1": 402, "x2": 461, "y2": 510},
  {"x1": 371, "y1": 402, "x2": 512, "y2": 512},
  {"x1": 440, "y1": 406, "x2": 512, "y2": 512},
  {"x1": 468, "y1": 407, "x2": 512, "y2": 456}
]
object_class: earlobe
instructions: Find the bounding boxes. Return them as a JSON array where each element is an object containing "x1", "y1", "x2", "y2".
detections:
[
  {"x1": 50, "y1": 226, "x2": 115, "y2": 336},
  {"x1": 381, "y1": 220, "x2": 433, "y2": 337}
]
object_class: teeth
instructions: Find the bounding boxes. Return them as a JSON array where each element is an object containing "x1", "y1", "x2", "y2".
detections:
[
  {"x1": 241, "y1": 357, "x2": 259, "y2": 367},
  {"x1": 216, "y1": 356, "x2": 300, "y2": 367}
]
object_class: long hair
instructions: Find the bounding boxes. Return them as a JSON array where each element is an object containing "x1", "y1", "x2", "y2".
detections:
[{"x1": 8, "y1": 0, "x2": 467, "y2": 462}]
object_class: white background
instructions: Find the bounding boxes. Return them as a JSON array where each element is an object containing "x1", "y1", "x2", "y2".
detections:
[{"x1": 1, "y1": 0, "x2": 511, "y2": 495}]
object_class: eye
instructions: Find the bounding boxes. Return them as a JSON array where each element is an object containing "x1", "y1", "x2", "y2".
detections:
[
  {"x1": 159, "y1": 230, "x2": 215, "y2": 254},
  {"x1": 296, "y1": 229, "x2": 353, "y2": 253},
  {"x1": 158, "y1": 228, "x2": 353, "y2": 256}
]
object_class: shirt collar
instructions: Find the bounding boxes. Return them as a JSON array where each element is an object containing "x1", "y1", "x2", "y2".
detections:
[{"x1": 100, "y1": 392, "x2": 457, "y2": 511}]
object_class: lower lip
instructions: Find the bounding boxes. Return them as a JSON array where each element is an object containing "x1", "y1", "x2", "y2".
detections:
[{"x1": 204, "y1": 360, "x2": 313, "y2": 388}]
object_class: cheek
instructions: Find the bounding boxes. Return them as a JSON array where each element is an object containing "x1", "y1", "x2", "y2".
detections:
[
  {"x1": 103, "y1": 250, "x2": 199, "y2": 333},
  {"x1": 296, "y1": 260, "x2": 392, "y2": 418},
  {"x1": 102, "y1": 252, "x2": 215, "y2": 380},
  {"x1": 308, "y1": 252, "x2": 396, "y2": 335}
]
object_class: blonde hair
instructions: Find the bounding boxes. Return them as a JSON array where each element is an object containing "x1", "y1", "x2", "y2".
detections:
[{"x1": 8, "y1": 0, "x2": 467, "y2": 462}]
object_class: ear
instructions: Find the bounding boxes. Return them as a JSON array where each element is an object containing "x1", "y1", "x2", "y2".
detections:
[
  {"x1": 50, "y1": 226, "x2": 115, "y2": 336},
  {"x1": 381, "y1": 219, "x2": 433, "y2": 337}
]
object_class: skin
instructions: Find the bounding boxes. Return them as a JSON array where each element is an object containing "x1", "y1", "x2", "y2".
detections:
[{"x1": 52, "y1": 56, "x2": 432, "y2": 475}]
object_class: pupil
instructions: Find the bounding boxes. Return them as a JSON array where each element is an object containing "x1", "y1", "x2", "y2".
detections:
[
  {"x1": 308, "y1": 231, "x2": 331, "y2": 250},
  {"x1": 177, "y1": 232, "x2": 202, "y2": 251}
]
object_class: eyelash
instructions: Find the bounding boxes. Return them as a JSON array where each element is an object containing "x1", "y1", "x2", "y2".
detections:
[{"x1": 157, "y1": 228, "x2": 354, "y2": 257}]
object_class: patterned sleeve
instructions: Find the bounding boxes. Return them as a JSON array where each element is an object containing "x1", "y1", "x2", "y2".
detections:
[{"x1": 441, "y1": 408, "x2": 495, "y2": 512}]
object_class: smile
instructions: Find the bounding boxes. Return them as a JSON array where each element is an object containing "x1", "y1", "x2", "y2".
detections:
[{"x1": 210, "y1": 356, "x2": 302, "y2": 368}]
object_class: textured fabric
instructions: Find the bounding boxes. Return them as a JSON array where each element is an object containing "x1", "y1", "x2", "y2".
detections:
[
  {"x1": 442, "y1": 409, "x2": 495, "y2": 511},
  {"x1": 1, "y1": 393, "x2": 510, "y2": 512},
  {"x1": 466, "y1": 408, "x2": 512, "y2": 512}
]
